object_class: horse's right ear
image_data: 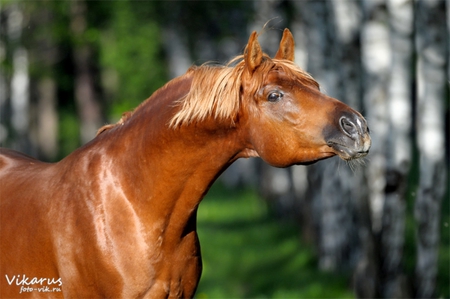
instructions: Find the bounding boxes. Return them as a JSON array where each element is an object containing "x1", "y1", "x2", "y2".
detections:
[
  {"x1": 244, "y1": 31, "x2": 263, "y2": 75},
  {"x1": 274, "y1": 28, "x2": 295, "y2": 61}
]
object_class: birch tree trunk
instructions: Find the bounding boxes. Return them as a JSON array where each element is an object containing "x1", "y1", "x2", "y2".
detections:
[
  {"x1": 292, "y1": 0, "x2": 331, "y2": 256},
  {"x1": 36, "y1": 77, "x2": 58, "y2": 160},
  {"x1": 8, "y1": 4, "x2": 32, "y2": 154},
  {"x1": 162, "y1": 26, "x2": 191, "y2": 79},
  {"x1": 361, "y1": 0, "x2": 390, "y2": 238},
  {"x1": 0, "y1": 3, "x2": 8, "y2": 146},
  {"x1": 359, "y1": 1, "x2": 391, "y2": 297},
  {"x1": 31, "y1": 6, "x2": 59, "y2": 160},
  {"x1": 414, "y1": 1, "x2": 448, "y2": 297},
  {"x1": 328, "y1": 0, "x2": 366, "y2": 272},
  {"x1": 374, "y1": 0, "x2": 414, "y2": 297},
  {"x1": 292, "y1": 0, "x2": 364, "y2": 271},
  {"x1": 70, "y1": 0, "x2": 102, "y2": 144}
]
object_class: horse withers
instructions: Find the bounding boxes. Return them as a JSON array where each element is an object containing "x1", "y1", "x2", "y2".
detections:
[{"x1": 0, "y1": 29, "x2": 370, "y2": 298}]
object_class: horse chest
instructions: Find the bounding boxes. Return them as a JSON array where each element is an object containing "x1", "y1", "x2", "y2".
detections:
[
  {"x1": 56, "y1": 208, "x2": 201, "y2": 298},
  {"x1": 95, "y1": 234, "x2": 202, "y2": 298},
  {"x1": 160, "y1": 233, "x2": 203, "y2": 298}
]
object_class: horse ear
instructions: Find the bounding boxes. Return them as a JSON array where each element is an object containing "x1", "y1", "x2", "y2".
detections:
[
  {"x1": 244, "y1": 31, "x2": 263, "y2": 74},
  {"x1": 274, "y1": 28, "x2": 295, "y2": 61}
]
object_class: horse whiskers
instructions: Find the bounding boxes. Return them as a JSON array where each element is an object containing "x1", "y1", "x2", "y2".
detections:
[{"x1": 346, "y1": 156, "x2": 368, "y2": 173}]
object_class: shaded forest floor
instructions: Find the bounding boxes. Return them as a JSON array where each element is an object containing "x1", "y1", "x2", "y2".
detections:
[{"x1": 195, "y1": 183, "x2": 354, "y2": 299}]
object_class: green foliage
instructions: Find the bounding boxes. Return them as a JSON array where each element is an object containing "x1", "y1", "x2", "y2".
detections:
[
  {"x1": 99, "y1": 1, "x2": 167, "y2": 120},
  {"x1": 14, "y1": 1, "x2": 168, "y2": 156},
  {"x1": 196, "y1": 184, "x2": 354, "y2": 299},
  {"x1": 58, "y1": 106, "x2": 80, "y2": 160}
]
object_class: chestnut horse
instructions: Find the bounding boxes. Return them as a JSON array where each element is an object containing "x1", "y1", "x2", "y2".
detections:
[{"x1": 0, "y1": 29, "x2": 370, "y2": 298}]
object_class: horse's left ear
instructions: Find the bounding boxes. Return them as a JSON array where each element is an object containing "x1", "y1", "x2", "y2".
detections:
[
  {"x1": 274, "y1": 28, "x2": 295, "y2": 61},
  {"x1": 244, "y1": 31, "x2": 263, "y2": 75}
]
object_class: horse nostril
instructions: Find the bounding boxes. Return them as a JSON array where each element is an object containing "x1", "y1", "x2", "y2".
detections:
[{"x1": 340, "y1": 116, "x2": 358, "y2": 138}]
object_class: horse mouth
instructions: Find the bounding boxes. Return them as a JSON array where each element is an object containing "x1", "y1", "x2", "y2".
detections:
[
  {"x1": 327, "y1": 141, "x2": 370, "y2": 161},
  {"x1": 323, "y1": 111, "x2": 371, "y2": 161}
]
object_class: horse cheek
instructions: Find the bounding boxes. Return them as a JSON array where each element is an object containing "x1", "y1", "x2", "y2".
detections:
[{"x1": 249, "y1": 122, "x2": 290, "y2": 167}]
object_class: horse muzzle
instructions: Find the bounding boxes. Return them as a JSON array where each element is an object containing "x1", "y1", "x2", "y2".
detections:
[{"x1": 324, "y1": 111, "x2": 371, "y2": 161}]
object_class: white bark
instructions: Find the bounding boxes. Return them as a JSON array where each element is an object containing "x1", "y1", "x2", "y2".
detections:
[
  {"x1": 11, "y1": 47, "x2": 29, "y2": 135},
  {"x1": 387, "y1": 0, "x2": 414, "y2": 173},
  {"x1": 292, "y1": 0, "x2": 333, "y2": 267},
  {"x1": 291, "y1": 0, "x2": 364, "y2": 271},
  {"x1": 70, "y1": 0, "x2": 102, "y2": 144},
  {"x1": 36, "y1": 78, "x2": 58, "y2": 159},
  {"x1": 375, "y1": 0, "x2": 414, "y2": 297},
  {"x1": 162, "y1": 27, "x2": 191, "y2": 79},
  {"x1": 414, "y1": 1, "x2": 448, "y2": 297},
  {"x1": 0, "y1": 3, "x2": 7, "y2": 144},
  {"x1": 359, "y1": 2, "x2": 393, "y2": 297},
  {"x1": 361, "y1": 0, "x2": 391, "y2": 234},
  {"x1": 7, "y1": 4, "x2": 31, "y2": 153}
]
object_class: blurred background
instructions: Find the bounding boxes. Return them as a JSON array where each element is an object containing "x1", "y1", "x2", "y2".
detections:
[{"x1": 0, "y1": 0, "x2": 448, "y2": 298}]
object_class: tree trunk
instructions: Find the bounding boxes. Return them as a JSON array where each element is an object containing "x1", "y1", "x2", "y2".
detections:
[
  {"x1": 27, "y1": 5, "x2": 60, "y2": 161},
  {"x1": 359, "y1": 1, "x2": 391, "y2": 297},
  {"x1": 294, "y1": 0, "x2": 364, "y2": 271},
  {"x1": 161, "y1": 26, "x2": 191, "y2": 79},
  {"x1": 292, "y1": 0, "x2": 331, "y2": 258},
  {"x1": 414, "y1": 0, "x2": 448, "y2": 297},
  {"x1": 0, "y1": 3, "x2": 8, "y2": 146},
  {"x1": 374, "y1": 0, "x2": 415, "y2": 297},
  {"x1": 36, "y1": 77, "x2": 58, "y2": 160},
  {"x1": 7, "y1": 4, "x2": 33, "y2": 155},
  {"x1": 361, "y1": 0, "x2": 390, "y2": 236},
  {"x1": 70, "y1": 0, "x2": 102, "y2": 144}
]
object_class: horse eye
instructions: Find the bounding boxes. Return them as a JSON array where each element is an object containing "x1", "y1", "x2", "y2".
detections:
[{"x1": 267, "y1": 91, "x2": 283, "y2": 102}]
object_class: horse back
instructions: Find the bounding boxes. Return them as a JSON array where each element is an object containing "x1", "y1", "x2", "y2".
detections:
[
  {"x1": 0, "y1": 147, "x2": 155, "y2": 298},
  {"x1": 0, "y1": 147, "x2": 43, "y2": 163},
  {"x1": 0, "y1": 148, "x2": 52, "y2": 198},
  {"x1": 0, "y1": 148, "x2": 63, "y2": 298}
]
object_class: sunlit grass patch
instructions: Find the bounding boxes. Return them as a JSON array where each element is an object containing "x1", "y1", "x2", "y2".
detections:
[{"x1": 196, "y1": 183, "x2": 354, "y2": 299}]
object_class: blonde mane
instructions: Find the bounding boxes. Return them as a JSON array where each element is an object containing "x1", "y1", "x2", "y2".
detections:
[
  {"x1": 97, "y1": 54, "x2": 318, "y2": 135},
  {"x1": 169, "y1": 57, "x2": 244, "y2": 128},
  {"x1": 169, "y1": 55, "x2": 318, "y2": 128}
]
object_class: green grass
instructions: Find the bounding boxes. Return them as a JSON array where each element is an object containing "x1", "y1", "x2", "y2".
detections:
[{"x1": 195, "y1": 183, "x2": 354, "y2": 299}]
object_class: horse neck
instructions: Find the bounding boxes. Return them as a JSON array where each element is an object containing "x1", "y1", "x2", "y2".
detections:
[{"x1": 70, "y1": 74, "x2": 247, "y2": 236}]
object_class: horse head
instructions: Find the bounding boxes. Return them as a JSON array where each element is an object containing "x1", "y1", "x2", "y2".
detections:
[{"x1": 240, "y1": 29, "x2": 371, "y2": 167}]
